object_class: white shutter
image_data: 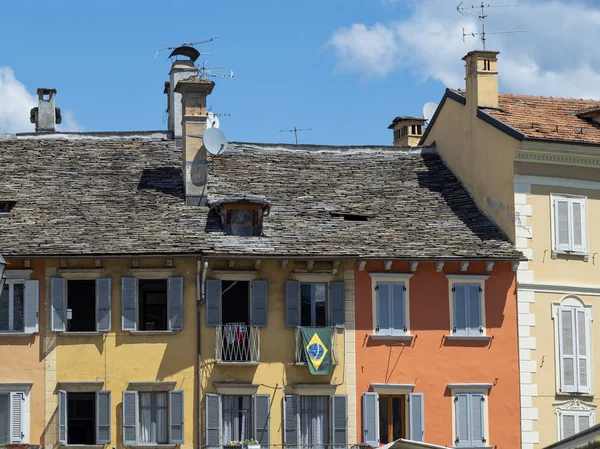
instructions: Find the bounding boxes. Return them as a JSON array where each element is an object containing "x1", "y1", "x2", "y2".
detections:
[
  {"x1": 562, "y1": 414, "x2": 576, "y2": 439},
  {"x1": 554, "y1": 198, "x2": 571, "y2": 251},
  {"x1": 571, "y1": 198, "x2": 587, "y2": 253},
  {"x1": 10, "y1": 392, "x2": 23, "y2": 443},
  {"x1": 576, "y1": 309, "x2": 590, "y2": 393},
  {"x1": 559, "y1": 307, "x2": 577, "y2": 393}
]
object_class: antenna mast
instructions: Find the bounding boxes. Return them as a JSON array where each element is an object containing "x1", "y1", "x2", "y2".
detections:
[
  {"x1": 457, "y1": 2, "x2": 526, "y2": 50},
  {"x1": 279, "y1": 127, "x2": 311, "y2": 145}
]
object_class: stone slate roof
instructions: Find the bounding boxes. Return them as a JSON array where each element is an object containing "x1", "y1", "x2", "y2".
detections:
[{"x1": 0, "y1": 134, "x2": 521, "y2": 260}]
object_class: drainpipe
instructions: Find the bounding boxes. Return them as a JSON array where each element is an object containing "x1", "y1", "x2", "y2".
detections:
[{"x1": 197, "y1": 257, "x2": 208, "y2": 448}]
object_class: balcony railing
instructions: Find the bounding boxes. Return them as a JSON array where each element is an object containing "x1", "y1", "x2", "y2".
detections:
[
  {"x1": 294, "y1": 327, "x2": 339, "y2": 365},
  {"x1": 215, "y1": 324, "x2": 260, "y2": 363}
]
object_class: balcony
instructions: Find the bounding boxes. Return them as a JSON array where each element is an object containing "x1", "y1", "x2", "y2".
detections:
[
  {"x1": 215, "y1": 324, "x2": 260, "y2": 364},
  {"x1": 294, "y1": 327, "x2": 339, "y2": 365}
]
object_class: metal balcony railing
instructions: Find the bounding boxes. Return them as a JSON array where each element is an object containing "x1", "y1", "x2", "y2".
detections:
[
  {"x1": 294, "y1": 327, "x2": 339, "y2": 365},
  {"x1": 215, "y1": 324, "x2": 260, "y2": 363}
]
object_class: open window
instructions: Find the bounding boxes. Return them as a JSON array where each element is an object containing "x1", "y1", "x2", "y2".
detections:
[
  {"x1": 0, "y1": 389, "x2": 28, "y2": 444},
  {"x1": 212, "y1": 196, "x2": 270, "y2": 237},
  {"x1": 51, "y1": 278, "x2": 111, "y2": 333},
  {"x1": 58, "y1": 390, "x2": 111, "y2": 445},
  {"x1": 0, "y1": 279, "x2": 39, "y2": 334}
]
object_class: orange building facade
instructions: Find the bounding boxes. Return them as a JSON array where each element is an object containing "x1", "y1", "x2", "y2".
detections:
[{"x1": 355, "y1": 260, "x2": 521, "y2": 449}]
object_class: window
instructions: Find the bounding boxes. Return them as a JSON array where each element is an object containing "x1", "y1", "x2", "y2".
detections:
[
  {"x1": 222, "y1": 396, "x2": 251, "y2": 443},
  {"x1": 51, "y1": 278, "x2": 111, "y2": 333},
  {"x1": 553, "y1": 297, "x2": 592, "y2": 394},
  {"x1": 0, "y1": 391, "x2": 26, "y2": 444},
  {"x1": 454, "y1": 392, "x2": 486, "y2": 447},
  {"x1": 58, "y1": 390, "x2": 111, "y2": 445},
  {"x1": 379, "y1": 395, "x2": 405, "y2": 443},
  {"x1": 555, "y1": 399, "x2": 596, "y2": 440},
  {"x1": 122, "y1": 390, "x2": 184, "y2": 446},
  {"x1": 139, "y1": 280, "x2": 168, "y2": 331},
  {"x1": 0, "y1": 201, "x2": 16, "y2": 214},
  {"x1": 67, "y1": 280, "x2": 96, "y2": 332},
  {"x1": 213, "y1": 199, "x2": 270, "y2": 237},
  {"x1": 362, "y1": 392, "x2": 424, "y2": 445},
  {"x1": 229, "y1": 209, "x2": 257, "y2": 236},
  {"x1": 285, "y1": 279, "x2": 345, "y2": 328},
  {"x1": 300, "y1": 396, "x2": 329, "y2": 448},
  {"x1": 452, "y1": 283, "x2": 484, "y2": 336},
  {"x1": 0, "y1": 279, "x2": 38, "y2": 334},
  {"x1": 375, "y1": 282, "x2": 407, "y2": 335},
  {"x1": 552, "y1": 195, "x2": 587, "y2": 254},
  {"x1": 301, "y1": 283, "x2": 328, "y2": 327}
]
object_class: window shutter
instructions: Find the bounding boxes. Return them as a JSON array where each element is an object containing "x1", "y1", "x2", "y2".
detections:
[
  {"x1": 205, "y1": 393, "x2": 221, "y2": 447},
  {"x1": 285, "y1": 280, "x2": 300, "y2": 327},
  {"x1": 392, "y1": 283, "x2": 406, "y2": 334},
  {"x1": 58, "y1": 389, "x2": 67, "y2": 445},
  {"x1": 362, "y1": 392, "x2": 379, "y2": 446},
  {"x1": 467, "y1": 284, "x2": 482, "y2": 335},
  {"x1": 330, "y1": 281, "x2": 346, "y2": 328},
  {"x1": 10, "y1": 392, "x2": 23, "y2": 443},
  {"x1": 51, "y1": 278, "x2": 66, "y2": 332},
  {"x1": 121, "y1": 277, "x2": 138, "y2": 331},
  {"x1": 470, "y1": 394, "x2": 484, "y2": 445},
  {"x1": 562, "y1": 414, "x2": 576, "y2": 439},
  {"x1": 169, "y1": 390, "x2": 184, "y2": 444},
  {"x1": 453, "y1": 284, "x2": 467, "y2": 336},
  {"x1": 96, "y1": 391, "x2": 111, "y2": 444},
  {"x1": 555, "y1": 198, "x2": 571, "y2": 251},
  {"x1": 571, "y1": 199, "x2": 586, "y2": 252},
  {"x1": 284, "y1": 394, "x2": 299, "y2": 447},
  {"x1": 122, "y1": 391, "x2": 138, "y2": 445},
  {"x1": 578, "y1": 414, "x2": 591, "y2": 433},
  {"x1": 254, "y1": 394, "x2": 270, "y2": 446},
  {"x1": 168, "y1": 277, "x2": 184, "y2": 331},
  {"x1": 252, "y1": 280, "x2": 268, "y2": 327},
  {"x1": 23, "y1": 280, "x2": 39, "y2": 333},
  {"x1": 376, "y1": 283, "x2": 390, "y2": 333},
  {"x1": 205, "y1": 279, "x2": 222, "y2": 327},
  {"x1": 96, "y1": 278, "x2": 112, "y2": 332},
  {"x1": 331, "y1": 395, "x2": 348, "y2": 449},
  {"x1": 576, "y1": 309, "x2": 590, "y2": 393},
  {"x1": 408, "y1": 393, "x2": 424, "y2": 442},
  {"x1": 455, "y1": 393, "x2": 469, "y2": 446},
  {"x1": 559, "y1": 307, "x2": 577, "y2": 392}
]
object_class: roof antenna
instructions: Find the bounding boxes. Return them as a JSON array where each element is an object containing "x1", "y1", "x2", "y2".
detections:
[
  {"x1": 278, "y1": 127, "x2": 312, "y2": 144},
  {"x1": 155, "y1": 37, "x2": 219, "y2": 61},
  {"x1": 457, "y1": 2, "x2": 526, "y2": 50},
  {"x1": 198, "y1": 61, "x2": 234, "y2": 80}
]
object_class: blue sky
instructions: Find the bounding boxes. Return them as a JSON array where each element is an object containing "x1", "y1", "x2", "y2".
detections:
[{"x1": 1, "y1": 0, "x2": 599, "y2": 145}]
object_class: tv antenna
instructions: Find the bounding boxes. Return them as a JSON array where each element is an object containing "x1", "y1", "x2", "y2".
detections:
[
  {"x1": 155, "y1": 37, "x2": 219, "y2": 61},
  {"x1": 198, "y1": 61, "x2": 234, "y2": 79},
  {"x1": 457, "y1": 2, "x2": 526, "y2": 50},
  {"x1": 279, "y1": 127, "x2": 311, "y2": 144}
]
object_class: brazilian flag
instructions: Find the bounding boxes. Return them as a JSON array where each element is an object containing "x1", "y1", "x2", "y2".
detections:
[{"x1": 300, "y1": 327, "x2": 333, "y2": 375}]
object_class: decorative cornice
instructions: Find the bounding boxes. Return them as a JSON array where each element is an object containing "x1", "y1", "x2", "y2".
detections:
[
  {"x1": 554, "y1": 398, "x2": 597, "y2": 412},
  {"x1": 516, "y1": 150, "x2": 600, "y2": 167}
]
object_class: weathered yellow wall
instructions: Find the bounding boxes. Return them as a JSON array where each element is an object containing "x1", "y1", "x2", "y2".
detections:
[{"x1": 47, "y1": 257, "x2": 198, "y2": 449}]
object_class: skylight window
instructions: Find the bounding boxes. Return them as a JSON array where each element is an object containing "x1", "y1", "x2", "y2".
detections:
[{"x1": 0, "y1": 202, "x2": 16, "y2": 214}]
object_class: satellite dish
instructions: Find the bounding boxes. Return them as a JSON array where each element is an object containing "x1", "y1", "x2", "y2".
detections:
[
  {"x1": 203, "y1": 127, "x2": 228, "y2": 155},
  {"x1": 423, "y1": 102, "x2": 439, "y2": 123},
  {"x1": 206, "y1": 112, "x2": 220, "y2": 129}
]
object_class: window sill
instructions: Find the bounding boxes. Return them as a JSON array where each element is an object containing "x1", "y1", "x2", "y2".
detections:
[
  {"x1": 552, "y1": 250, "x2": 589, "y2": 261},
  {"x1": 445, "y1": 335, "x2": 492, "y2": 341},
  {"x1": 556, "y1": 391, "x2": 594, "y2": 398},
  {"x1": 369, "y1": 334, "x2": 414, "y2": 341},
  {"x1": 128, "y1": 330, "x2": 177, "y2": 335},
  {"x1": 0, "y1": 332, "x2": 35, "y2": 337},
  {"x1": 59, "y1": 332, "x2": 103, "y2": 336},
  {"x1": 216, "y1": 360, "x2": 260, "y2": 366}
]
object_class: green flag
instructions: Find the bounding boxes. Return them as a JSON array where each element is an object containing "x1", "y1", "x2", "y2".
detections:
[{"x1": 300, "y1": 327, "x2": 333, "y2": 375}]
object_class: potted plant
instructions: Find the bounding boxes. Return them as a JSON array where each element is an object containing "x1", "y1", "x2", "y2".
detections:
[
  {"x1": 225, "y1": 441, "x2": 243, "y2": 448},
  {"x1": 244, "y1": 439, "x2": 260, "y2": 449}
]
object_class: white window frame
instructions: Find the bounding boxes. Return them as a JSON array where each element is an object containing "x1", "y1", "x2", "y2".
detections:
[
  {"x1": 138, "y1": 391, "x2": 169, "y2": 445},
  {"x1": 0, "y1": 279, "x2": 25, "y2": 333},
  {"x1": 554, "y1": 398, "x2": 596, "y2": 441},
  {"x1": 446, "y1": 275, "x2": 489, "y2": 338},
  {"x1": 449, "y1": 385, "x2": 491, "y2": 448},
  {"x1": 550, "y1": 194, "x2": 588, "y2": 256},
  {"x1": 552, "y1": 296, "x2": 593, "y2": 394},
  {"x1": 0, "y1": 384, "x2": 30, "y2": 444},
  {"x1": 369, "y1": 273, "x2": 412, "y2": 339}
]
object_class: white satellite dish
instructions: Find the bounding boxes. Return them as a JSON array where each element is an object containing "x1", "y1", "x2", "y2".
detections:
[
  {"x1": 203, "y1": 127, "x2": 228, "y2": 155},
  {"x1": 423, "y1": 102, "x2": 439, "y2": 123},
  {"x1": 206, "y1": 112, "x2": 220, "y2": 129}
]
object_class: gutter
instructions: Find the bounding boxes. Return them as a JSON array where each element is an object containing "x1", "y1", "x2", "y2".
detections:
[{"x1": 197, "y1": 257, "x2": 208, "y2": 448}]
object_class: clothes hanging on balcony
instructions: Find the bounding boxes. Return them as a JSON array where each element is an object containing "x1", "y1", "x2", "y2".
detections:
[{"x1": 224, "y1": 323, "x2": 247, "y2": 344}]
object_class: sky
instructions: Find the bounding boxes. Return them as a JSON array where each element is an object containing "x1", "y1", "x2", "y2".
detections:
[{"x1": 1, "y1": 0, "x2": 599, "y2": 145}]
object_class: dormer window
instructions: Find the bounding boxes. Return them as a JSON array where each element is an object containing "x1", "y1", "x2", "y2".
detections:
[
  {"x1": 0, "y1": 201, "x2": 16, "y2": 214},
  {"x1": 213, "y1": 196, "x2": 270, "y2": 237}
]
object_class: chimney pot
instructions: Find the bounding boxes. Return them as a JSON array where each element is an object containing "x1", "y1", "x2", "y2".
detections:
[
  {"x1": 462, "y1": 50, "x2": 500, "y2": 110},
  {"x1": 30, "y1": 88, "x2": 61, "y2": 132},
  {"x1": 387, "y1": 116, "x2": 426, "y2": 147}
]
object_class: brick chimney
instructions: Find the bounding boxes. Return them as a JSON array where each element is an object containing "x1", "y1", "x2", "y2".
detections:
[
  {"x1": 463, "y1": 50, "x2": 500, "y2": 109},
  {"x1": 174, "y1": 75, "x2": 215, "y2": 206},
  {"x1": 388, "y1": 116, "x2": 426, "y2": 146},
  {"x1": 30, "y1": 88, "x2": 62, "y2": 132},
  {"x1": 167, "y1": 60, "x2": 198, "y2": 148}
]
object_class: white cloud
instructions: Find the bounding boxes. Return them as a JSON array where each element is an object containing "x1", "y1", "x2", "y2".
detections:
[
  {"x1": 327, "y1": 0, "x2": 600, "y2": 98},
  {"x1": 0, "y1": 67, "x2": 82, "y2": 133}
]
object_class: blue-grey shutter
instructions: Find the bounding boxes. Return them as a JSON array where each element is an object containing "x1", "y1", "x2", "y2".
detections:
[
  {"x1": 284, "y1": 394, "x2": 299, "y2": 447},
  {"x1": 392, "y1": 283, "x2": 406, "y2": 334},
  {"x1": 205, "y1": 279, "x2": 221, "y2": 327},
  {"x1": 453, "y1": 284, "x2": 467, "y2": 335},
  {"x1": 23, "y1": 280, "x2": 39, "y2": 333},
  {"x1": 254, "y1": 394, "x2": 270, "y2": 446},
  {"x1": 471, "y1": 394, "x2": 484, "y2": 445},
  {"x1": 51, "y1": 278, "x2": 66, "y2": 332},
  {"x1": 362, "y1": 392, "x2": 379, "y2": 446},
  {"x1": 408, "y1": 393, "x2": 424, "y2": 442},
  {"x1": 96, "y1": 278, "x2": 112, "y2": 332},
  {"x1": 205, "y1": 394, "x2": 221, "y2": 447},
  {"x1": 455, "y1": 393, "x2": 469, "y2": 446},
  {"x1": 376, "y1": 283, "x2": 390, "y2": 333},
  {"x1": 58, "y1": 390, "x2": 67, "y2": 445},
  {"x1": 168, "y1": 277, "x2": 184, "y2": 331},
  {"x1": 285, "y1": 280, "x2": 300, "y2": 327},
  {"x1": 10, "y1": 392, "x2": 23, "y2": 443},
  {"x1": 122, "y1": 391, "x2": 138, "y2": 446},
  {"x1": 467, "y1": 284, "x2": 482, "y2": 335},
  {"x1": 96, "y1": 390, "x2": 111, "y2": 444},
  {"x1": 252, "y1": 280, "x2": 268, "y2": 327},
  {"x1": 121, "y1": 277, "x2": 137, "y2": 331},
  {"x1": 332, "y1": 395, "x2": 348, "y2": 449},
  {"x1": 169, "y1": 390, "x2": 184, "y2": 444},
  {"x1": 330, "y1": 281, "x2": 345, "y2": 328}
]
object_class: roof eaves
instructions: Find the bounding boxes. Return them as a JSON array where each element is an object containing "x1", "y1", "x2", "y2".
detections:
[
  {"x1": 419, "y1": 89, "x2": 466, "y2": 145},
  {"x1": 477, "y1": 109, "x2": 525, "y2": 141}
]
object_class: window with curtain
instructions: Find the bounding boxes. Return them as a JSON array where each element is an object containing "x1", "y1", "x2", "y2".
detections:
[
  {"x1": 139, "y1": 392, "x2": 168, "y2": 444},
  {"x1": 300, "y1": 283, "x2": 327, "y2": 327},
  {"x1": 300, "y1": 396, "x2": 329, "y2": 449},
  {"x1": 222, "y1": 396, "x2": 251, "y2": 444},
  {"x1": 0, "y1": 280, "x2": 24, "y2": 332}
]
